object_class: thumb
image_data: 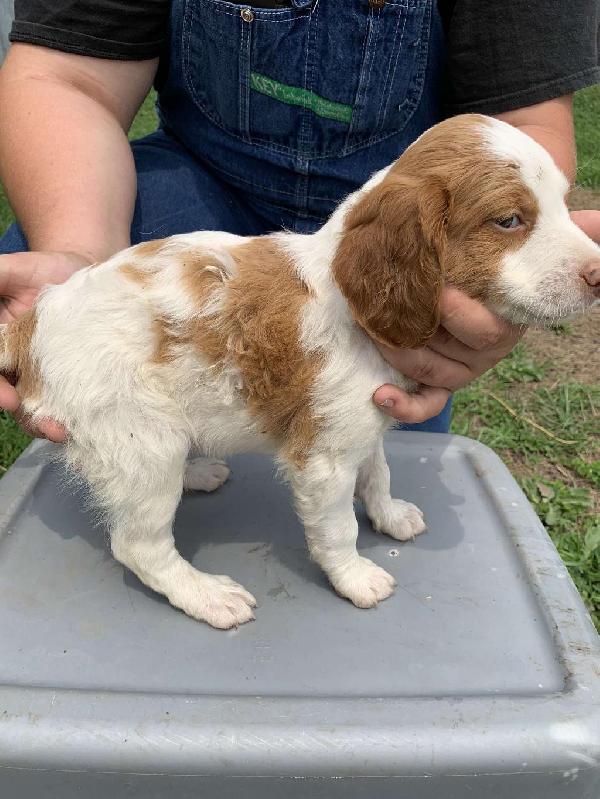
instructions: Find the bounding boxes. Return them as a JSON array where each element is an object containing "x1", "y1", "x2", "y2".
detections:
[
  {"x1": 373, "y1": 384, "x2": 451, "y2": 423},
  {"x1": 0, "y1": 252, "x2": 33, "y2": 294},
  {"x1": 570, "y1": 210, "x2": 600, "y2": 244},
  {"x1": 0, "y1": 250, "x2": 93, "y2": 295}
]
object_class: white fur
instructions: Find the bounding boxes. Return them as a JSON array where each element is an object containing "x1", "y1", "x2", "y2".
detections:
[{"x1": 12, "y1": 116, "x2": 599, "y2": 628}]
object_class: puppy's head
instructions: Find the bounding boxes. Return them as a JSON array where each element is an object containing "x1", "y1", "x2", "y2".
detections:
[{"x1": 332, "y1": 114, "x2": 600, "y2": 347}]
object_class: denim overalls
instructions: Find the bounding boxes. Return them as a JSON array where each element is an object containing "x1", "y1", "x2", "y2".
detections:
[{"x1": 0, "y1": 0, "x2": 451, "y2": 430}]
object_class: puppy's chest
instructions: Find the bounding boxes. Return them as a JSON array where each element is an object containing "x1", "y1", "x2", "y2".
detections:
[
  {"x1": 302, "y1": 327, "x2": 412, "y2": 437},
  {"x1": 315, "y1": 325, "x2": 414, "y2": 397}
]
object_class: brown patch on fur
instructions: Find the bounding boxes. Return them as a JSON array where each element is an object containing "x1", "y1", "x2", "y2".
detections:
[
  {"x1": 180, "y1": 253, "x2": 233, "y2": 312},
  {"x1": 133, "y1": 239, "x2": 168, "y2": 258},
  {"x1": 160, "y1": 241, "x2": 321, "y2": 466},
  {"x1": 1, "y1": 310, "x2": 41, "y2": 400},
  {"x1": 121, "y1": 239, "x2": 171, "y2": 286},
  {"x1": 332, "y1": 114, "x2": 539, "y2": 347},
  {"x1": 229, "y1": 240, "x2": 321, "y2": 465},
  {"x1": 149, "y1": 253, "x2": 229, "y2": 365},
  {"x1": 151, "y1": 317, "x2": 174, "y2": 364},
  {"x1": 121, "y1": 263, "x2": 152, "y2": 287}
]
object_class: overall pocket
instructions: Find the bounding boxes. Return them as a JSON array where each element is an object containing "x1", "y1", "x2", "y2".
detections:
[
  {"x1": 181, "y1": 0, "x2": 432, "y2": 158},
  {"x1": 182, "y1": 0, "x2": 313, "y2": 148},
  {"x1": 344, "y1": 0, "x2": 431, "y2": 154}
]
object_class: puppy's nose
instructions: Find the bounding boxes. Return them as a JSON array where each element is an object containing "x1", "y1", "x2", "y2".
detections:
[{"x1": 581, "y1": 259, "x2": 600, "y2": 295}]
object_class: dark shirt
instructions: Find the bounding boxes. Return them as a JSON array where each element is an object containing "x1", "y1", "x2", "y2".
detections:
[{"x1": 9, "y1": 0, "x2": 600, "y2": 114}]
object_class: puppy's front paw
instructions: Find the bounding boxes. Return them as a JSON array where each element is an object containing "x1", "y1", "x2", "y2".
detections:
[
  {"x1": 202, "y1": 575, "x2": 257, "y2": 629},
  {"x1": 331, "y1": 557, "x2": 396, "y2": 609},
  {"x1": 371, "y1": 499, "x2": 426, "y2": 541},
  {"x1": 172, "y1": 571, "x2": 257, "y2": 629},
  {"x1": 184, "y1": 458, "x2": 230, "y2": 492}
]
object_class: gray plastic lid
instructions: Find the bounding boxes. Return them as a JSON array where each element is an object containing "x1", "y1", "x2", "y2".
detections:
[{"x1": 0, "y1": 433, "x2": 598, "y2": 786}]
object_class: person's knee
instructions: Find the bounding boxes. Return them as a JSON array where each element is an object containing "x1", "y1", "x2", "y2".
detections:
[
  {"x1": 0, "y1": 223, "x2": 28, "y2": 256},
  {"x1": 398, "y1": 398, "x2": 453, "y2": 434}
]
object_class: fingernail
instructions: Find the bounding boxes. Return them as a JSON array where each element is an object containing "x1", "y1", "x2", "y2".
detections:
[{"x1": 378, "y1": 398, "x2": 394, "y2": 408}]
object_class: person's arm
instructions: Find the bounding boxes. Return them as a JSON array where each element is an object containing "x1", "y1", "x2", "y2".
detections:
[
  {"x1": 373, "y1": 95, "x2": 600, "y2": 421},
  {"x1": 0, "y1": 43, "x2": 157, "y2": 260},
  {"x1": 495, "y1": 95, "x2": 576, "y2": 181},
  {"x1": 0, "y1": 43, "x2": 157, "y2": 439}
]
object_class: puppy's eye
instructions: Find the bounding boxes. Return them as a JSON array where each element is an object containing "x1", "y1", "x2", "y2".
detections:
[{"x1": 495, "y1": 214, "x2": 523, "y2": 230}]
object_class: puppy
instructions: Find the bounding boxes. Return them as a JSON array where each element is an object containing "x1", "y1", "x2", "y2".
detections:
[{"x1": 1, "y1": 114, "x2": 598, "y2": 628}]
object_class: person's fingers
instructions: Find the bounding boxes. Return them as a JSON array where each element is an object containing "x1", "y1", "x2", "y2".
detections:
[
  {"x1": 36, "y1": 418, "x2": 68, "y2": 443},
  {"x1": 13, "y1": 408, "x2": 68, "y2": 443},
  {"x1": 426, "y1": 325, "x2": 515, "y2": 366},
  {"x1": 570, "y1": 210, "x2": 600, "y2": 244},
  {"x1": 0, "y1": 250, "x2": 94, "y2": 303},
  {"x1": 0, "y1": 253, "x2": 19, "y2": 295},
  {"x1": 375, "y1": 340, "x2": 473, "y2": 390},
  {"x1": 373, "y1": 384, "x2": 451, "y2": 423},
  {"x1": 0, "y1": 251, "x2": 34, "y2": 294},
  {"x1": 439, "y1": 287, "x2": 523, "y2": 351},
  {"x1": 0, "y1": 375, "x2": 21, "y2": 413}
]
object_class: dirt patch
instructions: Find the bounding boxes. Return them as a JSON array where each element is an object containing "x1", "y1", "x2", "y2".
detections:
[
  {"x1": 524, "y1": 309, "x2": 600, "y2": 386},
  {"x1": 501, "y1": 446, "x2": 599, "y2": 513},
  {"x1": 569, "y1": 186, "x2": 600, "y2": 211}
]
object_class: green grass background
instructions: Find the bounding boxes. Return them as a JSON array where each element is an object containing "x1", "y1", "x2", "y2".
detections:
[
  {"x1": 574, "y1": 84, "x2": 600, "y2": 187},
  {"x1": 0, "y1": 182, "x2": 12, "y2": 235},
  {"x1": 0, "y1": 87, "x2": 599, "y2": 626}
]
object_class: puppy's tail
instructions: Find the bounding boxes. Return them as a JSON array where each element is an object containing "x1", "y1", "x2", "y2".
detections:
[
  {"x1": 0, "y1": 324, "x2": 14, "y2": 374},
  {"x1": 0, "y1": 311, "x2": 36, "y2": 377}
]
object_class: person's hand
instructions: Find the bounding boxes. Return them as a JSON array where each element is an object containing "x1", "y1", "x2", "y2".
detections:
[
  {"x1": 372, "y1": 287, "x2": 524, "y2": 423},
  {"x1": 570, "y1": 209, "x2": 600, "y2": 244},
  {"x1": 0, "y1": 249, "x2": 93, "y2": 442},
  {"x1": 371, "y1": 210, "x2": 600, "y2": 424}
]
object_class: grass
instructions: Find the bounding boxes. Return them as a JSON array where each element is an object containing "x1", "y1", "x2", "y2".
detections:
[
  {"x1": 0, "y1": 87, "x2": 598, "y2": 628},
  {"x1": 128, "y1": 91, "x2": 159, "y2": 142},
  {"x1": 0, "y1": 412, "x2": 31, "y2": 476},
  {"x1": 574, "y1": 84, "x2": 600, "y2": 188},
  {"x1": 0, "y1": 182, "x2": 12, "y2": 237}
]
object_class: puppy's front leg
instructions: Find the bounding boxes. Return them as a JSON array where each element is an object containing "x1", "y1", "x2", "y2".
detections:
[
  {"x1": 355, "y1": 438, "x2": 426, "y2": 541},
  {"x1": 287, "y1": 454, "x2": 396, "y2": 608}
]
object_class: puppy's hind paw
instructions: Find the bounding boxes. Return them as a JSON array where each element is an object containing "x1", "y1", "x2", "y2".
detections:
[{"x1": 184, "y1": 457, "x2": 230, "y2": 492}]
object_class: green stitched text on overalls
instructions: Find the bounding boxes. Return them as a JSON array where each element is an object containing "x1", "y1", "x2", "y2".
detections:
[{"x1": 250, "y1": 72, "x2": 353, "y2": 124}]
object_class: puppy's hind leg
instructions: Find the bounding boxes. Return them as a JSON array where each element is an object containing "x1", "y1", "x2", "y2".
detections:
[
  {"x1": 69, "y1": 437, "x2": 255, "y2": 629},
  {"x1": 184, "y1": 457, "x2": 230, "y2": 492}
]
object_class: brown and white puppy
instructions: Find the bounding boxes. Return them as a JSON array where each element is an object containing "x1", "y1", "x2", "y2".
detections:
[{"x1": 1, "y1": 114, "x2": 598, "y2": 628}]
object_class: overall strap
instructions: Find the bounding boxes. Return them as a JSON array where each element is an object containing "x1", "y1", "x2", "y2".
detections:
[{"x1": 438, "y1": 0, "x2": 457, "y2": 33}]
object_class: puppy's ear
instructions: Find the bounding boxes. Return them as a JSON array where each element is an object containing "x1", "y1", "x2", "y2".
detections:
[{"x1": 332, "y1": 177, "x2": 448, "y2": 348}]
